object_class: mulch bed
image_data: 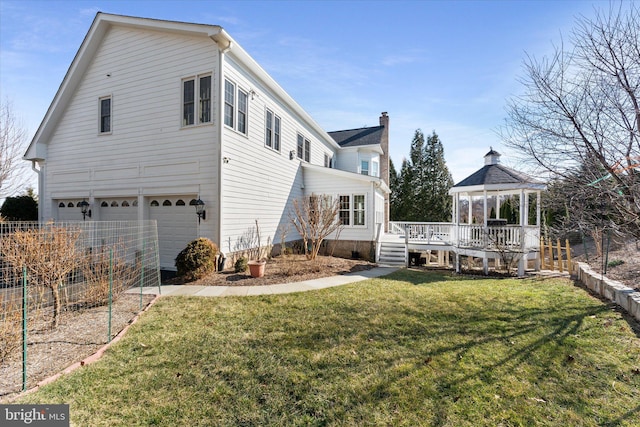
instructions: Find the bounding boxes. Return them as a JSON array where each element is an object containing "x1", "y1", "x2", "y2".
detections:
[{"x1": 0, "y1": 294, "x2": 154, "y2": 402}]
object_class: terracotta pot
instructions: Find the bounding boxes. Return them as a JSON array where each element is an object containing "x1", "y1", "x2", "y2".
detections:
[{"x1": 248, "y1": 260, "x2": 266, "y2": 278}]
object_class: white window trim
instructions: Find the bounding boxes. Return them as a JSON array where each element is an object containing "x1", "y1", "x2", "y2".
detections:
[
  {"x1": 338, "y1": 194, "x2": 367, "y2": 227},
  {"x1": 297, "y1": 133, "x2": 311, "y2": 162},
  {"x1": 98, "y1": 95, "x2": 112, "y2": 135},
  {"x1": 265, "y1": 108, "x2": 281, "y2": 152},
  {"x1": 181, "y1": 73, "x2": 213, "y2": 128},
  {"x1": 224, "y1": 78, "x2": 250, "y2": 136}
]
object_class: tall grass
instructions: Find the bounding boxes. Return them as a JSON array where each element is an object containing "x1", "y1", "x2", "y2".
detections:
[{"x1": 18, "y1": 270, "x2": 640, "y2": 426}]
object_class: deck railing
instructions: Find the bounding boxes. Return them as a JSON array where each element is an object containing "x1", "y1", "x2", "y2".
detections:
[{"x1": 388, "y1": 222, "x2": 540, "y2": 251}]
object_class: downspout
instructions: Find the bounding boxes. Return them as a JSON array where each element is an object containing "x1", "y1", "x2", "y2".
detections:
[
  {"x1": 31, "y1": 160, "x2": 43, "y2": 223},
  {"x1": 215, "y1": 34, "x2": 232, "y2": 252}
]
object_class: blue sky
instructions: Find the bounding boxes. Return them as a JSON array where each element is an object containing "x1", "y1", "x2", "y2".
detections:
[{"x1": 1, "y1": 0, "x2": 602, "y2": 186}]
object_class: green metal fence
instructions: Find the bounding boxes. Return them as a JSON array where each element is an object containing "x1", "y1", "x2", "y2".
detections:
[{"x1": 0, "y1": 221, "x2": 160, "y2": 399}]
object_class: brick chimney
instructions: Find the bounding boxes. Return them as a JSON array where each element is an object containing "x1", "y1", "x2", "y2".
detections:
[{"x1": 379, "y1": 112, "x2": 390, "y2": 232}]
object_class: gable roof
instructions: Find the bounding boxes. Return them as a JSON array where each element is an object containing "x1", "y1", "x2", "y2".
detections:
[
  {"x1": 24, "y1": 12, "x2": 340, "y2": 160},
  {"x1": 328, "y1": 126, "x2": 384, "y2": 148}
]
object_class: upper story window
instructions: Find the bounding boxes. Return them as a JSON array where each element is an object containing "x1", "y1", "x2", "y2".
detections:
[
  {"x1": 224, "y1": 80, "x2": 235, "y2": 127},
  {"x1": 361, "y1": 160, "x2": 369, "y2": 176},
  {"x1": 182, "y1": 74, "x2": 212, "y2": 126},
  {"x1": 372, "y1": 161, "x2": 379, "y2": 178},
  {"x1": 99, "y1": 96, "x2": 111, "y2": 133},
  {"x1": 265, "y1": 109, "x2": 281, "y2": 151},
  {"x1": 297, "y1": 134, "x2": 311, "y2": 162},
  {"x1": 324, "y1": 153, "x2": 333, "y2": 168},
  {"x1": 224, "y1": 79, "x2": 248, "y2": 135}
]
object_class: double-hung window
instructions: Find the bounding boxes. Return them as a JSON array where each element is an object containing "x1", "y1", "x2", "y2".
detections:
[
  {"x1": 339, "y1": 195, "x2": 350, "y2": 225},
  {"x1": 224, "y1": 79, "x2": 248, "y2": 135},
  {"x1": 361, "y1": 160, "x2": 369, "y2": 175},
  {"x1": 224, "y1": 80, "x2": 235, "y2": 127},
  {"x1": 297, "y1": 134, "x2": 311, "y2": 162},
  {"x1": 354, "y1": 195, "x2": 365, "y2": 226},
  {"x1": 372, "y1": 161, "x2": 379, "y2": 178},
  {"x1": 338, "y1": 194, "x2": 366, "y2": 226},
  {"x1": 99, "y1": 96, "x2": 111, "y2": 133},
  {"x1": 182, "y1": 74, "x2": 212, "y2": 126},
  {"x1": 265, "y1": 109, "x2": 281, "y2": 151}
]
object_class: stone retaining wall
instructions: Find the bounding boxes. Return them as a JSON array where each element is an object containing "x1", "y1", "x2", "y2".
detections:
[{"x1": 574, "y1": 262, "x2": 640, "y2": 322}]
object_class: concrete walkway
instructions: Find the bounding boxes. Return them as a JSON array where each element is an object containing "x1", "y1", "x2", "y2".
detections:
[{"x1": 126, "y1": 266, "x2": 398, "y2": 297}]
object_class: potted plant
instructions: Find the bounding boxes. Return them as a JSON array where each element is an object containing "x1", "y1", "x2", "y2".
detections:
[
  {"x1": 248, "y1": 259, "x2": 266, "y2": 278},
  {"x1": 248, "y1": 219, "x2": 266, "y2": 278}
]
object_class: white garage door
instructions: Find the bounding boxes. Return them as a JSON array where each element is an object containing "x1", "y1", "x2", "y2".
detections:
[
  {"x1": 56, "y1": 200, "x2": 84, "y2": 221},
  {"x1": 98, "y1": 199, "x2": 138, "y2": 221},
  {"x1": 149, "y1": 197, "x2": 198, "y2": 270}
]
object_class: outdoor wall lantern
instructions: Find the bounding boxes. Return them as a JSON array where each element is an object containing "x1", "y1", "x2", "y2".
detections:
[
  {"x1": 79, "y1": 200, "x2": 91, "y2": 221},
  {"x1": 194, "y1": 199, "x2": 206, "y2": 223},
  {"x1": 289, "y1": 150, "x2": 295, "y2": 160}
]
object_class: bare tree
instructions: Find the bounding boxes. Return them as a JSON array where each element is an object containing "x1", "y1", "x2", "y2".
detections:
[
  {"x1": 501, "y1": 2, "x2": 640, "y2": 238},
  {"x1": 0, "y1": 99, "x2": 30, "y2": 199},
  {"x1": 0, "y1": 225, "x2": 83, "y2": 328},
  {"x1": 290, "y1": 194, "x2": 343, "y2": 260}
]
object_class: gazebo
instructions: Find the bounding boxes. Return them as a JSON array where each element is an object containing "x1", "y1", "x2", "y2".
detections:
[{"x1": 449, "y1": 148, "x2": 546, "y2": 275}]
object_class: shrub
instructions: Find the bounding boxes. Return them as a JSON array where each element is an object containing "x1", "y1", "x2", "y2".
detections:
[
  {"x1": 175, "y1": 238, "x2": 219, "y2": 281},
  {"x1": 607, "y1": 259, "x2": 625, "y2": 268},
  {"x1": 234, "y1": 257, "x2": 248, "y2": 273}
]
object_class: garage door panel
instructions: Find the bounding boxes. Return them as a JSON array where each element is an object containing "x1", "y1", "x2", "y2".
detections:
[{"x1": 149, "y1": 197, "x2": 197, "y2": 270}]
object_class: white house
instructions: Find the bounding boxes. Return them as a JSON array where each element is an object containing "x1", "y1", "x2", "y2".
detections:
[{"x1": 23, "y1": 13, "x2": 390, "y2": 270}]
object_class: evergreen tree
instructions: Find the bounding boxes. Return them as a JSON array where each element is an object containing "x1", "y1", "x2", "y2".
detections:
[
  {"x1": 389, "y1": 129, "x2": 454, "y2": 221},
  {"x1": 1, "y1": 190, "x2": 38, "y2": 220},
  {"x1": 389, "y1": 158, "x2": 401, "y2": 220}
]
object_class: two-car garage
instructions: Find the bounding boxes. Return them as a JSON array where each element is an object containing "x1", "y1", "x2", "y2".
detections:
[{"x1": 55, "y1": 196, "x2": 198, "y2": 270}]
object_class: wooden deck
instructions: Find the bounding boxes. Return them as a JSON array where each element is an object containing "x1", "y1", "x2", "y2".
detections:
[{"x1": 378, "y1": 222, "x2": 541, "y2": 275}]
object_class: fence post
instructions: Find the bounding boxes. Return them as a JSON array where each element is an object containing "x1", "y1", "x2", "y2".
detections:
[
  {"x1": 548, "y1": 240, "x2": 554, "y2": 271},
  {"x1": 140, "y1": 240, "x2": 145, "y2": 311},
  {"x1": 22, "y1": 266, "x2": 28, "y2": 392},
  {"x1": 565, "y1": 239, "x2": 572, "y2": 274},
  {"x1": 556, "y1": 239, "x2": 563, "y2": 273},
  {"x1": 108, "y1": 248, "x2": 113, "y2": 343},
  {"x1": 540, "y1": 238, "x2": 546, "y2": 270}
]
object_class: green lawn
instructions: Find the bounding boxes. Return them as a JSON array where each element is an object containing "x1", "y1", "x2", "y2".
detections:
[{"x1": 18, "y1": 270, "x2": 640, "y2": 426}]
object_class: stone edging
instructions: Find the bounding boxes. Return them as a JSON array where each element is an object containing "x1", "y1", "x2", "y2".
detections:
[{"x1": 574, "y1": 262, "x2": 640, "y2": 322}]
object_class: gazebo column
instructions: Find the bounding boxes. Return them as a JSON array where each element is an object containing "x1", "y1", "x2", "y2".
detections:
[
  {"x1": 518, "y1": 189, "x2": 526, "y2": 277},
  {"x1": 482, "y1": 190, "x2": 488, "y2": 275},
  {"x1": 467, "y1": 194, "x2": 472, "y2": 224},
  {"x1": 535, "y1": 191, "x2": 542, "y2": 271}
]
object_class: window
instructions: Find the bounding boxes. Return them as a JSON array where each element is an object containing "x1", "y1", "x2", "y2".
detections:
[
  {"x1": 183, "y1": 74, "x2": 211, "y2": 126},
  {"x1": 101, "y1": 201, "x2": 108, "y2": 207},
  {"x1": 338, "y1": 195, "x2": 366, "y2": 226},
  {"x1": 224, "y1": 79, "x2": 249, "y2": 134},
  {"x1": 324, "y1": 153, "x2": 333, "y2": 168},
  {"x1": 297, "y1": 134, "x2": 310, "y2": 161},
  {"x1": 150, "y1": 200, "x2": 159, "y2": 207},
  {"x1": 100, "y1": 96, "x2": 111, "y2": 133},
  {"x1": 176, "y1": 199, "x2": 185, "y2": 206},
  {"x1": 339, "y1": 195, "x2": 350, "y2": 225},
  {"x1": 265, "y1": 109, "x2": 281, "y2": 151},
  {"x1": 224, "y1": 80, "x2": 235, "y2": 127},
  {"x1": 122, "y1": 201, "x2": 130, "y2": 207},
  {"x1": 199, "y1": 76, "x2": 211, "y2": 123},
  {"x1": 372, "y1": 161, "x2": 379, "y2": 178},
  {"x1": 183, "y1": 80, "x2": 194, "y2": 125},
  {"x1": 110, "y1": 201, "x2": 119, "y2": 207},
  {"x1": 237, "y1": 89, "x2": 248, "y2": 134},
  {"x1": 163, "y1": 200, "x2": 172, "y2": 206},
  {"x1": 361, "y1": 160, "x2": 369, "y2": 176},
  {"x1": 354, "y1": 195, "x2": 365, "y2": 226}
]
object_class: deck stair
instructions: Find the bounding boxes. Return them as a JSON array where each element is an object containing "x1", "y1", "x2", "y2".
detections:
[{"x1": 378, "y1": 239, "x2": 406, "y2": 266}]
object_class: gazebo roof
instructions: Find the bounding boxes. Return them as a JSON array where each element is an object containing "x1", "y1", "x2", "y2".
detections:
[{"x1": 449, "y1": 148, "x2": 545, "y2": 194}]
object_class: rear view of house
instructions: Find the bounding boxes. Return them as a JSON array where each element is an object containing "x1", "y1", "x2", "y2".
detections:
[{"x1": 23, "y1": 13, "x2": 390, "y2": 270}]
